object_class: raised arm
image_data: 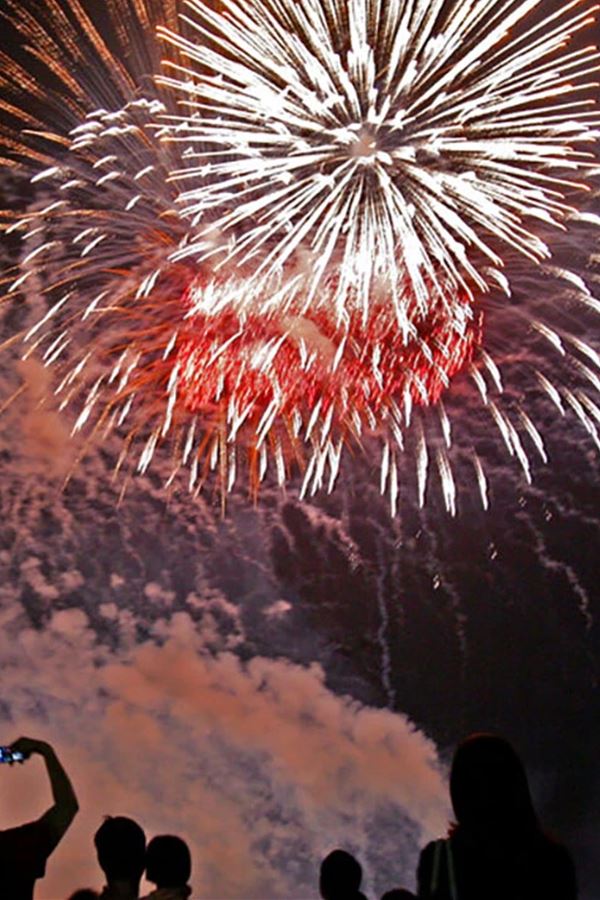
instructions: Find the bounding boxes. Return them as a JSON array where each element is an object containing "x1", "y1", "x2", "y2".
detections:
[{"x1": 11, "y1": 737, "x2": 79, "y2": 841}]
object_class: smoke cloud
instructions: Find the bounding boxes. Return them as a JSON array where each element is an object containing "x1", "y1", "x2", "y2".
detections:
[{"x1": 0, "y1": 596, "x2": 448, "y2": 898}]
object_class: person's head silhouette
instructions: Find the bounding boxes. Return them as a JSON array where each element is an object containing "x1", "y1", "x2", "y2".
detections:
[
  {"x1": 450, "y1": 733, "x2": 538, "y2": 839},
  {"x1": 319, "y1": 848, "x2": 364, "y2": 900},
  {"x1": 146, "y1": 834, "x2": 192, "y2": 891},
  {"x1": 416, "y1": 733, "x2": 577, "y2": 899},
  {"x1": 94, "y1": 815, "x2": 146, "y2": 895}
]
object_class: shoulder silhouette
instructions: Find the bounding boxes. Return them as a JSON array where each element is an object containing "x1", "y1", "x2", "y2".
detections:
[{"x1": 417, "y1": 733, "x2": 577, "y2": 900}]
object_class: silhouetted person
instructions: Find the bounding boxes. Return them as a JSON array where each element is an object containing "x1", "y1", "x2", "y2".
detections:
[
  {"x1": 417, "y1": 733, "x2": 577, "y2": 900},
  {"x1": 320, "y1": 849, "x2": 368, "y2": 900},
  {"x1": 381, "y1": 891, "x2": 416, "y2": 899},
  {"x1": 0, "y1": 736, "x2": 78, "y2": 900},
  {"x1": 94, "y1": 816, "x2": 146, "y2": 899},
  {"x1": 142, "y1": 834, "x2": 192, "y2": 899},
  {"x1": 68, "y1": 891, "x2": 100, "y2": 900}
]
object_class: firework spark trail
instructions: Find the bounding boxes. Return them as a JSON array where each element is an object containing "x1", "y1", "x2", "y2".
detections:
[
  {"x1": 427, "y1": 527, "x2": 469, "y2": 671},
  {"x1": 516, "y1": 506, "x2": 594, "y2": 629},
  {"x1": 0, "y1": 0, "x2": 599, "y2": 510},
  {"x1": 154, "y1": 0, "x2": 600, "y2": 505},
  {"x1": 374, "y1": 563, "x2": 397, "y2": 710},
  {"x1": 511, "y1": 474, "x2": 600, "y2": 628},
  {"x1": 4, "y1": 95, "x2": 193, "y2": 455},
  {"x1": 0, "y1": 1, "x2": 203, "y2": 489},
  {"x1": 159, "y1": 0, "x2": 600, "y2": 318}
]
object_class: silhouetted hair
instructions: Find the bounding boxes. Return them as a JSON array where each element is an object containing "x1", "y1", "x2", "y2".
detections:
[
  {"x1": 146, "y1": 834, "x2": 192, "y2": 888},
  {"x1": 94, "y1": 816, "x2": 146, "y2": 882},
  {"x1": 320, "y1": 848, "x2": 362, "y2": 899},
  {"x1": 68, "y1": 892, "x2": 99, "y2": 900},
  {"x1": 450, "y1": 733, "x2": 539, "y2": 840}
]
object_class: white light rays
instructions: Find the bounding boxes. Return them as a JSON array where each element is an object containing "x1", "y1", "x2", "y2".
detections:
[
  {"x1": 2, "y1": 0, "x2": 600, "y2": 513},
  {"x1": 158, "y1": 0, "x2": 600, "y2": 325}
]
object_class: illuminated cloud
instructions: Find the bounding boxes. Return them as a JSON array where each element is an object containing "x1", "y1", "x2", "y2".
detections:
[{"x1": 0, "y1": 600, "x2": 448, "y2": 898}]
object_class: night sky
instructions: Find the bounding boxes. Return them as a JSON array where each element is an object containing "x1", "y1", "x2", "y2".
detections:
[{"x1": 1, "y1": 1, "x2": 599, "y2": 898}]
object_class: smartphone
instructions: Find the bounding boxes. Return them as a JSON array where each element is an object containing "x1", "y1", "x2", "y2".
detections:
[{"x1": 0, "y1": 747, "x2": 25, "y2": 764}]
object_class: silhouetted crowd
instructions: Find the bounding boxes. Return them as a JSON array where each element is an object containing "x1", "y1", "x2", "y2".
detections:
[{"x1": 0, "y1": 733, "x2": 578, "y2": 898}]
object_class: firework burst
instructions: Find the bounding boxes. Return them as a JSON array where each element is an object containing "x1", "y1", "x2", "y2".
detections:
[
  {"x1": 0, "y1": 0, "x2": 198, "y2": 492},
  {"x1": 170, "y1": 273, "x2": 480, "y2": 505},
  {"x1": 159, "y1": 0, "x2": 600, "y2": 319},
  {"x1": 1, "y1": 0, "x2": 599, "y2": 513}
]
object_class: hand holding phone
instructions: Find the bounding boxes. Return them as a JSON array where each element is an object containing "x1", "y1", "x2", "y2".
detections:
[{"x1": 0, "y1": 746, "x2": 26, "y2": 764}]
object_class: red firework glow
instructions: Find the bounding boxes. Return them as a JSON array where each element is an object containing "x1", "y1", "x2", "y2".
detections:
[{"x1": 174, "y1": 277, "x2": 482, "y2": 489}]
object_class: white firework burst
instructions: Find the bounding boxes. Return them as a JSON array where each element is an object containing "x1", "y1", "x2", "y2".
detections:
[{"x1": 159, "y1": 0, "x2": 600, "y2": 325}]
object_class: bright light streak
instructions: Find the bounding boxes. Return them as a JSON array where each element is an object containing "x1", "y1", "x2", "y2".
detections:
[{"x1": 0, "y1": 0, "x2": 598, "y2": 512}]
